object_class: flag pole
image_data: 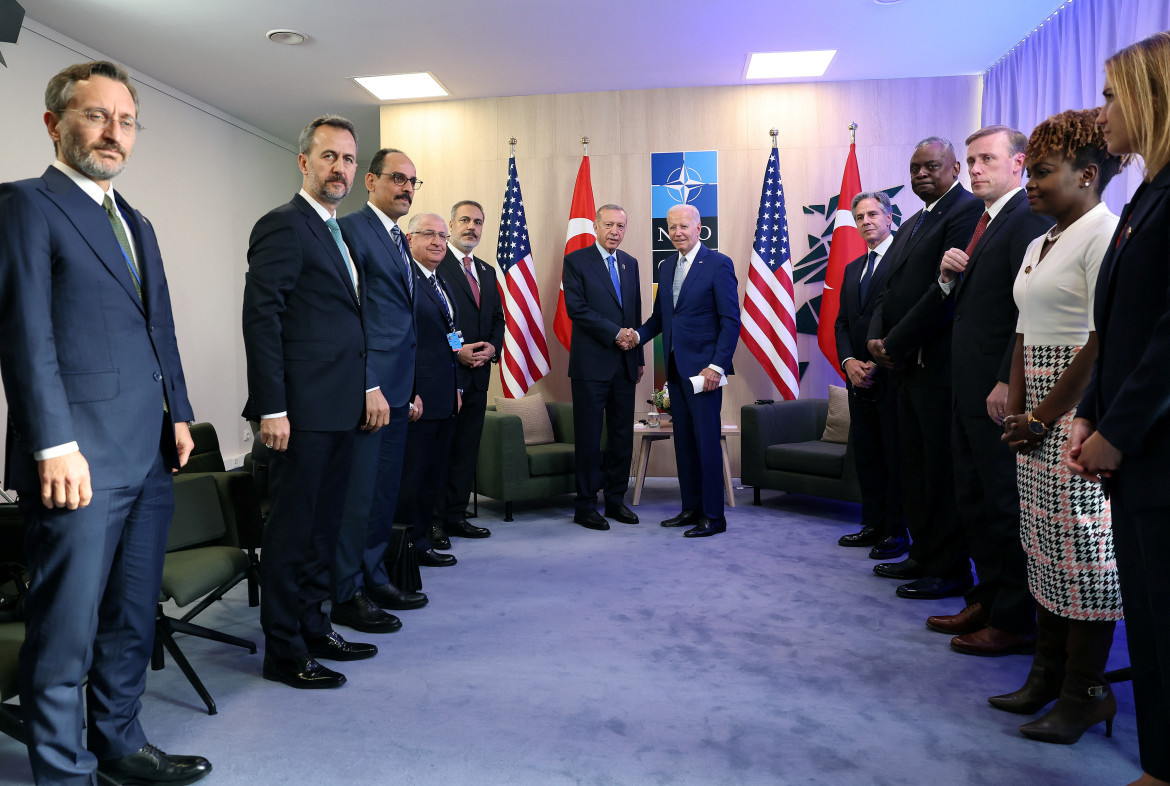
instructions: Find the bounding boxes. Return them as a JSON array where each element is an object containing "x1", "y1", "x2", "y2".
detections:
[
  {"x1": 770, "y1": 127, "x2": 778, "y2": 146},
  {"x1": 848, "y1": 121, "x2": 858, "y2": 145},
  {"x1": 509, "y1": 137, "x2": 517, "y2": 156},
  {"x1": 581, "y1": 136, "x2": 589, "y2": 156}
]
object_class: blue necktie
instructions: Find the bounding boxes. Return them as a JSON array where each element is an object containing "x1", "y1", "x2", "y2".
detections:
[
  {"x1": 429, "y1": 275, "x2": 455, "y2": 331},
  {"x1": 909, "y1": 209, "x2": 927, "y2": 238},
  {"x1": 607, "y1": 254, "x2": 622, "y2": 306},
  {"x1": 390, "y1": 224, "x2": 415, "y2": 302},
  {"x1": 859, "y1": 250, "x2": 877, "y2": 301},
  {"x1": 325, "y1": 217, "x2": 359, "y2": 302}
]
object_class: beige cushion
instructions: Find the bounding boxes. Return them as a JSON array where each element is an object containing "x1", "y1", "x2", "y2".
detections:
[
  {"x1": 820, "y1": 385, "x2": 850, "y2": 444},
  {"x1": 494, "y1": 392, "x2": 555, "y2": 446}
]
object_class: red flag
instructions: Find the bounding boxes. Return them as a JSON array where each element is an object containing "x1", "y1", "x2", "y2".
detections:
[
  {"x1": 554, "y1": 155, "x2": 596, "y2": 351},
  {"x1": 816, "y1": 144, "x2": 865, "y2": 379}
]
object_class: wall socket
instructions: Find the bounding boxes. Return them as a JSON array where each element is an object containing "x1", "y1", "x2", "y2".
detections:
[{"x1": 241, "y1": 425, "x2": 253, "y2": 444}]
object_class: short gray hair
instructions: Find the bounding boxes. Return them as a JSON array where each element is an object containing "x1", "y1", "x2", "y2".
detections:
[
  {"x1": 45, "y1": 60, "x2": 139, "y2": 115},
  {"x1": 298, "y1": 115, "x2": 357, "y2": 156},
  {"x1": 450, "y1": 200, "x2": 484, "y2": 220},
  {"x1": 407, "y1": 212, "x2": 445, "y2": 233},
  {"x1": 595, "y1": 204, "x2": 626, "y2": 220},
  {"x1": 915, "y1": 136, "x2": 955, "y2": 157},
  {"x1": 851, "y1": 191, "x2": 892, "y2": 215}
]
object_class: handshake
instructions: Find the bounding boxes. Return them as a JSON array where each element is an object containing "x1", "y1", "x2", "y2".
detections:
[{"x1": 616, "y1": 328, "x2": 640, "y2": 351}]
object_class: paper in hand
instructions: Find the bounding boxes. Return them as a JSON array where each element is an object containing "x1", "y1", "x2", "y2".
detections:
[{"x1": 689, "y1": 373, "x2": 728, "y2": 394}]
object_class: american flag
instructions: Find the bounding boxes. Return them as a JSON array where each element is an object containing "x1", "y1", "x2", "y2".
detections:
[
  {"x1": 496, "y1": 154, "x2": 550, "y2": 397},
  {"x1": 740, "y1": 144, "x2": 800, "y2": 400}
]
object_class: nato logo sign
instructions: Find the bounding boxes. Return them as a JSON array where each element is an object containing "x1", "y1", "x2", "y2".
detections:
[{"x1": 650, "y1": 151, "x2": 719, "y2": 273}]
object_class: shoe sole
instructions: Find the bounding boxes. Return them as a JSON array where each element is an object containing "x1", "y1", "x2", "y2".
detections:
[
  {"x1": 328, "y1": 615, "x2": 402, "y2": 635},
  {"x1": 262, "y1": 671, "x2": 346, "y2": 689},
  {"x1": 925, "y1": 621, "x2": 985, "y2": 635},
  {"x1": 380, "y1": 599, "x2": 429, "y2": 611},
  {"x1": 949, "y1": 642, "x2": 1036, "y2": 657}
]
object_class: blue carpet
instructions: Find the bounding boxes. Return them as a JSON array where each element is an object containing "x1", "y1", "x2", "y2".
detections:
[{"x1": 0, "y1": 479, "x2": 1142, "y2": 784}]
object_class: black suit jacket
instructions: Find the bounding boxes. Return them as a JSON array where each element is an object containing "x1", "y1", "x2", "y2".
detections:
[
  {"x1": 835, "y1": 247, "x2": 889, "y2": 368},
  {"x1": 242, "y1": 194, "x2": 366, "y2": 431},
  {"x1": 1079, "y1": 164, "x2": 1170, "y2": 509},
  {"x1": 947, "y1": 190, "x2": 1052, "y2": 416},
  {"x1": 412, "y1": 263, "x2": 460, "y2": 420},
  {"x1": 438, "y1": 248, "x2": 505, "y2": 393},
  {"x1": 871, "y1": 184, "x2": 984, "y2": 387},
  {"x1": 563, "y1": 245, "x2": 644, "y2": 382}
]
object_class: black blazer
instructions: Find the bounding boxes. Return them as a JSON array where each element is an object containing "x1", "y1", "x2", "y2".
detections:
[
  {"x1": 1079, "y1": 164, "x2": 1170, "y2": 509},
  {"x1": 562, "y1": 245, "x2": 644, "y2": 382},
  {"x1": 871, "y1": 184, "x2": 984, "y2": 387},
  {"x1": 438, "y1": 248, "x2": 505, "y2": 393},
  {"x1": 835, "y1": 248, "x2": 889, "y2": 368},
  {"x1": 242, "y1": 194, "x2": 366, "y2": 431},
  {"x1": 948, "y1": 190, "x2": 1052, "y2": 416},
  {"x1": 412, "y1": 263, "x2": 460, "y2": 420}
]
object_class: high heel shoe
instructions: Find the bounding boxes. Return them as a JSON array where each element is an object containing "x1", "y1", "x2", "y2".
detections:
[{"x1": 1018, "y1": 679, "x2": 1116, "y2": 744}]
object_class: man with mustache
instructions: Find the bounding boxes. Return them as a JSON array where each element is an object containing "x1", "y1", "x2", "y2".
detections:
[
  {"x1": 243, "y1": 115, "x2": 377, "y2": 689},
  {"x1": 0, "y1": 60, "x2": 210, "y2": 783},
  {"x1": 434, "y1": 200, "x2": 504, "y2": 543}
]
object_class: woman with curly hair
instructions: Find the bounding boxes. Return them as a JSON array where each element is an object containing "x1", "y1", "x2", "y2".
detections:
[{"x1": 991, "y1": 108, "x2": 1122, "y2": 744}]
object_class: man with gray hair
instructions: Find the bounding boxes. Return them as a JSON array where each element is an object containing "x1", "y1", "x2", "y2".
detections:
[
  {"x1": 243, "y1": 115, "x2": 377, "y2": 689},
  {"x1": 834, "y1": 191, "x2": 907, "y2": 559}
]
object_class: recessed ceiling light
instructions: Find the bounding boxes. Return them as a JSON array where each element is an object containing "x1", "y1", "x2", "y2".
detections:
[
  {"x1": 266, "y1": 29, "x2": 307, "y2": 45},
  {"x1": 745, "y1": 50, "x2": 836, "y2": 80},
  {"x1": 352, "y1": 72, "x2": 449, "y2": 101}
]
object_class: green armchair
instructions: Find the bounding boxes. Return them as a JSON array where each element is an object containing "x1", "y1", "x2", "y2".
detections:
[
  {"x1": 740, "y1": 399, "x2": 861, "y2": 505},
  {"x1": 476, "y1": 401, "x2": 576, "y2": 521}
]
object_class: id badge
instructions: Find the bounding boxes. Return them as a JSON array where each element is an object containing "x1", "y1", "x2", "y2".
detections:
[{"x1": 447, "y1": 330, "x2": 464, "y2": 351}]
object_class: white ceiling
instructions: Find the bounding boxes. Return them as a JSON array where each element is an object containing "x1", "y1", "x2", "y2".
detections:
[{"x1": 19, "y1": 0, "x2": 1069, "y2": 151}]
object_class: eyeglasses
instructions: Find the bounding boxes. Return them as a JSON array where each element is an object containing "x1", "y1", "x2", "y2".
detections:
[
  {"x1": 65, "y1": 107, "x2": 142, "y2": 135},
  {"x1": 412, "y1": 230, "x2": 449, "y2": 242},
  {"x1": 372, "y1": 171, "x2": 423, "y2": 190}
]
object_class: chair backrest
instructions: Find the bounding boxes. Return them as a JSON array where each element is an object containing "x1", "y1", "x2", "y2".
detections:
[
  {"x1": 167, "y1": 475, "x2": 227, "y2": 551},
  {"x1": 180, "y1": 422, "x2": 227, "y2": 474}
]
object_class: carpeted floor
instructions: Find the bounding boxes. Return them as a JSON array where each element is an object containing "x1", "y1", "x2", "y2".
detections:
[{"x1": 0, "y1": 479, "x2": 1142, "y2": 785}]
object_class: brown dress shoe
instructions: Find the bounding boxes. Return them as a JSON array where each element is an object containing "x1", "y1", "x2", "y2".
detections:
[
  {"x1": 950, "y1": 626, "x2": 1036, "y2": 657},
  {"x1": 927, "y1": 602, "x2": 989, "y2": 634}
]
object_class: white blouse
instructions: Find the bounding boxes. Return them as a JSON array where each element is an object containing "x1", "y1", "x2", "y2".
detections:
[{"x1": 1013, "y1": 201, "x2": 1118, "y2": 346}]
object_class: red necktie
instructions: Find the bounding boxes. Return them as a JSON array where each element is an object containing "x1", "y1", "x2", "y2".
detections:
[
  {"x1": 463, "y1": 256, "x2": 481, "y2": 308},
  {"x1": 964, "y1": 211, "x2": 991, "y2": 256}
]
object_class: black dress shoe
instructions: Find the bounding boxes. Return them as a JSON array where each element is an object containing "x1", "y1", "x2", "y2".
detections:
[
  {"x1": 869, "y1": 535, "x2": 910, "y2": 560},
  {"x1": 447, "y1": 519, "x2": 491, "y2": 538},
  {"x1": 683, "y1": 517, "x2": 726, "y2": 537},
  {"x1": 873, "y1": 559, "x2": 924, "y2": 580},
  {"x1": 306, "y1": 629, "x2": 378, "y2": 661},
  {"x1": 365, "y1": 582, "x2": 428, "y2": 611},
  {"x1": 262, "y1": 654, "x2": 346, "y2": 689},
  {"x1": 838, "y1": 525, "x2": 881, "y2": 547},
  {"x1": 98, "y1": 742, "x2": 211, "y2": 784},
  {"x1": 895, "y1": 575, "x2": 974, "y2": 600},
  {"x1": 418, "y1": 548, "x2": 458, "y2": 567},
  {"x1": 330, "y1": 591, "x2": 403, "y2": 633},
  {"x1": 574, "y1": 510, "x2": 610, "y2": 530},
  {"x1": 429, "y1": 525, "x2": 451, "y2": 550},
  {"x1": 661, "y1": 509, "x2": 698, "y2": 527},
  {"x1": 604, "y1": 504, "x2": 639, "y2": 524}
]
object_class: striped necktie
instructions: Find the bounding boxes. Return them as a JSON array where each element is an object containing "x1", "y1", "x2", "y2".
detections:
[
  {"x1": 390, "y1": 225, "x2": 415, "y2": 301},
  {"x1": 103, "y1": 195, "x2": 141, "y2": 301}
]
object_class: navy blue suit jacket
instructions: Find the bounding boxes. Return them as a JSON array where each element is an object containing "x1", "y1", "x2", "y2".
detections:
[
  {"x1": 637, "y1": 243, "x2": 740, "y2": 376},
  {"x1": 0, "y1": 166, "x2": 192, "y2": 492},
  {"x1": 563, "y1": 245, "x2": 644, "y2": 382},
  {"x1": 339, "y1": 205, "x2": 417, "y2": 408},
  {"x1": 835, "y1": 248, "x2": 889, "y2": 367},
  {"x1": 439, "y1": 249, "x2": 505, "y2": 393},
  {"x1": 1079, "y1": 164, "x2": 1170, "y2": 509},
  {"x1": 242, "y1": 194, "x2": 366, "y2": 431},
  {"x1": 412, "y1": 264, "x2": 459, "y2": 420}
]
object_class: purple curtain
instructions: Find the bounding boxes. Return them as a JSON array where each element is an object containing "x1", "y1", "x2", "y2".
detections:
[{"x1": 981, "y1": 0, "x2": 1170, "y2": 211}]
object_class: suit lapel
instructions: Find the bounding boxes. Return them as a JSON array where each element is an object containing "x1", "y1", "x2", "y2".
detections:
[
  {"x1": 675, "y1": 244, "x2": 707, "y2": 307},
  {"x1": 1101, "y1": 170, "x2": 1170, "y2": 297},
  {"x1": 588, "y1": 246, "x2": 623, "y2": 309},
  {"x1": 295, "y1": 196, "x2": 358, "y2": 307},
  {"x1": 447, "y1": 249, "x2": 479, "y2": 308}
]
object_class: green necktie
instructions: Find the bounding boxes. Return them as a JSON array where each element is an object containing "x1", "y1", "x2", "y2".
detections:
[{"x1": 103, "y1": 195, "x2": 142, "y2": 302}]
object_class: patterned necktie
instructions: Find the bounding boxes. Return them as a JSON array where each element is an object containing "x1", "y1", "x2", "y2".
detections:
[
  {"x1": 325, "y1": 217, "x2": 359, "y2": 303},
  {"x1": 672, "y1": 254, "x2": 688, "y2": 307},
  {"x1": 463, "y1": 256, "x2": 481, "y2": 308},
  {"x1": 390, "y1": 225, "x2": 415, "y2": 301},
  {"x1": 607, "y1": 254, "x2": 623, "y2": 306},
  {"x1": 103, "y1": 195, "x2": 141, "y2": 301},
  {"x1": 909, "y1": 209, "x2": 927, "y2": 238},
  {"x1": 859, "y1": 250, "x2": 877, "y2": 301},
  {"x1": 964, "y1": 211, "x2": 991, "y2": 256},
  {"x1": 429, "y1": 275, "x2": 455, "y2": 331}
]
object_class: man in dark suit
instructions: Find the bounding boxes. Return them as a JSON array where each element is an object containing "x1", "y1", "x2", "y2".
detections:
[
  {"x1": 395, "y1": 213, "x2": 462, "y2": 568},
  {"x1": 0, "y1": 61, "x2": 210, "y2": 784},
  {"x1": 434, "y1": 199, "x2": 504, "y2": 543},
  {"x1": 632, "y1": 204, "x2": 740, "y2": 537},
  {"x1": 866, "y1": 137, "x2": 983, "y2": 596},
  {"x1": 563, "y1": 204, "x2": 644, "y2": 531},
  {"x1": 834, "y1": 192, "x2": 907, "y2": 560},
  {"x1": 929, "y1": 126, "x2": 1053, "y2": 656},
  {"x1": 243, "y1": 115, "x2": 377, "y2": 689},
  {"x1": 330, "y1": 148, "x2": 428, "y2": 636}
]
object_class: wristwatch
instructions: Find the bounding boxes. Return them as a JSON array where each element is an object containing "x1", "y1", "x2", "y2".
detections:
[{"x1": 1027, "y1": 412, "x2": 1050, "y2": 436}]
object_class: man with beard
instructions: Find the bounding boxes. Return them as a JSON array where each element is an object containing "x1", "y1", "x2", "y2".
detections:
[
  {"x1": 330, "y1": 148, "x2": 429, "y2": 636},
  {"x1": 433, "y1": 200, "x2": 504, "y2": 544},
  {"x1": 243, "y1": 115, "x2": 377, "y2": 689},
  {"x1": 0, "y1": 60, "x2": 210, "y2": 783}
]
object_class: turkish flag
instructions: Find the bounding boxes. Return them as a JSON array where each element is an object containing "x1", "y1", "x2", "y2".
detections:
[
  {"x1": 817, "y1": 144, "x2": 865, "y2": 379},
  {"x1": 554, "y1": 155, "x2": 596, "y2": 351}
]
